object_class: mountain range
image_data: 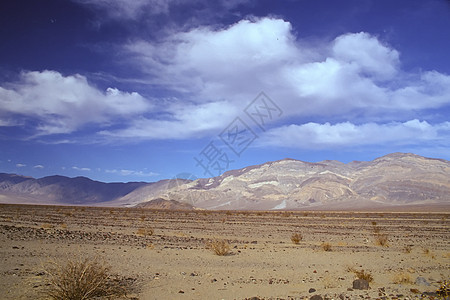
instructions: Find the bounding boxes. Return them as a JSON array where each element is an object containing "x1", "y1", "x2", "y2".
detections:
[{"x1": 0, "y1": 153, "x2": 449, "y2": 210}]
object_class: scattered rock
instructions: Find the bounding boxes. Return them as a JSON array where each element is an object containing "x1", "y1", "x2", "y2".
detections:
[
  {"x1": 310, "y1": 295, "x2": 323, "y2": 300},
  {"x1": 178, "y1": 290, "x2": 184, "y2": 293},
  {"x1": 410, "y1": 288, "x2": 420, "y2": 294},
  {"x1": 422, "y1": 291, "x2": 438, "y2": 297},
  {"x1": 415, "y1": 276, "x2": 430, "y2": 286},
  {"x1": 309, "y1": 288, "x2": 316, "y2": 293},
  {"x1": 353, "y1": 279, "x2": 369, "y2": 290}
]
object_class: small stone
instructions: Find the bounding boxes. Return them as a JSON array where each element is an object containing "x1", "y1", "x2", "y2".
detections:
[
  {"x1": 310, "y1": 295, "x2": 323, "y2": 300},
  {"x1": 178, "y1": 290, "x2": 184, "y2": 293},
  {"x1": 309, "y1": 288, "x2": 317, "y2": 293},
  {"x1": 353, "y1": 279, "x2": 369, "y2": 290},
  {"x1": 410, "y1": 288, "x2": 420, "y2": 294},
  {"x1": 415, "y1": 276, "x2": 430, "y2": 286}
]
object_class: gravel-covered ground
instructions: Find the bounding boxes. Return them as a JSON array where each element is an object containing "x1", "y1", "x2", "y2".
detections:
[{"x1": 0, "y1": 204, "x2": 448, "y2": 299}]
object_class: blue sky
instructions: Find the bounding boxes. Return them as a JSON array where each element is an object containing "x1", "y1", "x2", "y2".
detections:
[{"x1": 0, "y1": 0, "x2": 449, "y2": 183}]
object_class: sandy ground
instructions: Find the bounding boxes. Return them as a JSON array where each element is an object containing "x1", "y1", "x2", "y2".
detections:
[{"x1": 0, "y1": 204, "x2": 449, "y2": 299}]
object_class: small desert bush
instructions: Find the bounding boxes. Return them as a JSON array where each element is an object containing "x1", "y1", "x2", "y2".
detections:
[
  {"x1": 392, "y1": 272, "x2": 412, "y2": 284},
  {"x1": 291, "y1": 233, "x2": 302, "y2": 244},
  {"x1": 348, "y1": 268, "x2": 373, "y2": 283},
  {"x1": 403, "y1": 245, "x2": 412, "y2": 253},
  {"x1": 42, "y1": 257, "x2": 126, "y2": 300},
  {"x1": 374, "y1": 233, "x2": 389, "y2": 247},
  {"x1": 321, "y1": 242, "x2": 332, "y2": 251},
  {"x1": 136, "y1": 227, "x2": 154, "y2": 236},
  {"x1": 206, "y1": 239, "x2": 231, "y2": 256}
]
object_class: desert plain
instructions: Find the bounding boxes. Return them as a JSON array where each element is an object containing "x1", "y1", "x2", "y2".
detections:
[{"x1": 0, "y1": 204, "x2": 449, "y2": 299}]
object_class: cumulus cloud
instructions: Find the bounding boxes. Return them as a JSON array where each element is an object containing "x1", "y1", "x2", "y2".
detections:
[
  {"x1": 33, "y1": 165, "x2": 44, "y2": 169},
  {"x1": 2, "y1": 17, "x2": 450, "y2": 148},
  {"x1": 72, "y1": 166, "x2": 91, "y2": 171},
  {"x1": 105, "y1": 169, "x2": 158, "y2": 177},
  {"x1": 259, "y1": 120, "x2": 450, "y2": 149},
  {"x1": 117, "y1": 17, "x2": 450, "y2": 139},
  {"x1": 0, "y1": 70, "x2": 151, "y2": 137},
  {"x1": 16, "y1": 163, "x2": 26, "y2": 168},
  {"x1": 332, "y1": 32, "x2": 400, "y2": 80},
  {"x1": 100, "y1": 100, "x2": 240, "y2": 139}
]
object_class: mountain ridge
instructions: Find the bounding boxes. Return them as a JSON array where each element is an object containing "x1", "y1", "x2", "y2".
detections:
[{"x1": 0, "y1": 152, "x2": 449, "y2": 210}]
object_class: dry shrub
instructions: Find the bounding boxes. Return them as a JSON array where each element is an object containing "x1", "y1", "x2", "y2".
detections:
[
  {"x1": 321, "y1": 242, "x2": 332, "y2": 251},
  {"x1": 207, "y1": 239, "x2": 231, "y2": 256},
  {"x1": 374, "y1": 233, "x2": 389, "y2": 247},
  {"x1": 291, "y1": 233, "x2": 302, "y2": 244},
  {"x1": 392, "y1": 272, "x2": 412, "y2": 284},
  {"x1": 403, "y1": 245, "x2": 412, "y2": 253},
  {"x1": 42, "y1": 257, "x2": 126, "y2": 300},
  {"x1": 136, "y1": 227, "x2": 154, "y2": 236},
  {"x1": 348, "y1": 268, "x2": 374, "y2": 283},
  {"x1": 322, "y1": 275, "x2": 338, "y2": 289},
  {"x1": 41, "y1": 223, "x2": 54, "y2": 229}
]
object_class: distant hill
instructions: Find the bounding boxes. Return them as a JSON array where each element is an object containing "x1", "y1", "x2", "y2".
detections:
[
  {"x1": 136, "y1": 198, "x2": 195, "y2": 210},
  {"x1": 0, "y1": 174, "x2": 148, "y2": 205},
  {"x1": 0, "y1": 153, "x2": 449, "y2": 210}
]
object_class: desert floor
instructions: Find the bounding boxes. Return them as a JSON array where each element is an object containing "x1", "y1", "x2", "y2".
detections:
[{"x1": 0, "y1": 204, "x2": 449, "y2": 299}]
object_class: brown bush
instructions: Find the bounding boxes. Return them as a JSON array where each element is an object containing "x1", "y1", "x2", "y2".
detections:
[
  {"x1": 42, "y1": 257, "x2": 126, "y2": 300},
  {"x1": 374, "y1": 233, "x2": 389, "y2": 247},
  {"x1": 207, "y1": 239, "x2": 231, "y2": 256},
  {"x1": 136, "y1": 227, "x2": 154, "y2": 236},
  {"x1": 321, "y1": 242, "x2": 332, "y2": 251},
  {"x1": 392, "y1": 272, "x2": 412, "y2": 284},
  {"x1": 291, "y1": 233, "x2": 303, "y2": 244},
  {"x1": 348, "y1": 268, "x2": 374, "y2": 283}
]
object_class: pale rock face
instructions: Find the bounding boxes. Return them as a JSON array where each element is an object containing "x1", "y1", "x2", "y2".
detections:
[
  {"x1": 142, "y1": 153, "x2": 450, "y2": 210},
  {"x1": 0, "y1": 153, "x2": 449, "y2": 210}
]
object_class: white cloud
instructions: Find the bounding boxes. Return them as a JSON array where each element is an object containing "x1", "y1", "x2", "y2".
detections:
[
  {"x1": 16, "y1": 163, "x2": 26, "y2": 168},
  {"x1": 2, "y1": 17, "x2": 449, "y2": 146},
  {"x1": 72, "y1": 166, "x2": 91, "y2": 171},
  {"x1": 0, "y1": 70, "x2": 151, "y2": 136},
  {"x1": 100, "y1": 100, "x2": 239, "y2": 139},
  {"x1": 259, "y1": 120, "x2": 450, "y2": 149},
  {"x1": 105, "y1": 169, "x2": 159, "y2": 177},
  {"x1": 33, "y1": 165, "x2": 44, "y2": 169},
  {"x1": 332, "y1": 32, "x2": 400, "y2": 80},
  {"x1": 113, "y1": 17, "x2": 450, "y2": 142}
]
